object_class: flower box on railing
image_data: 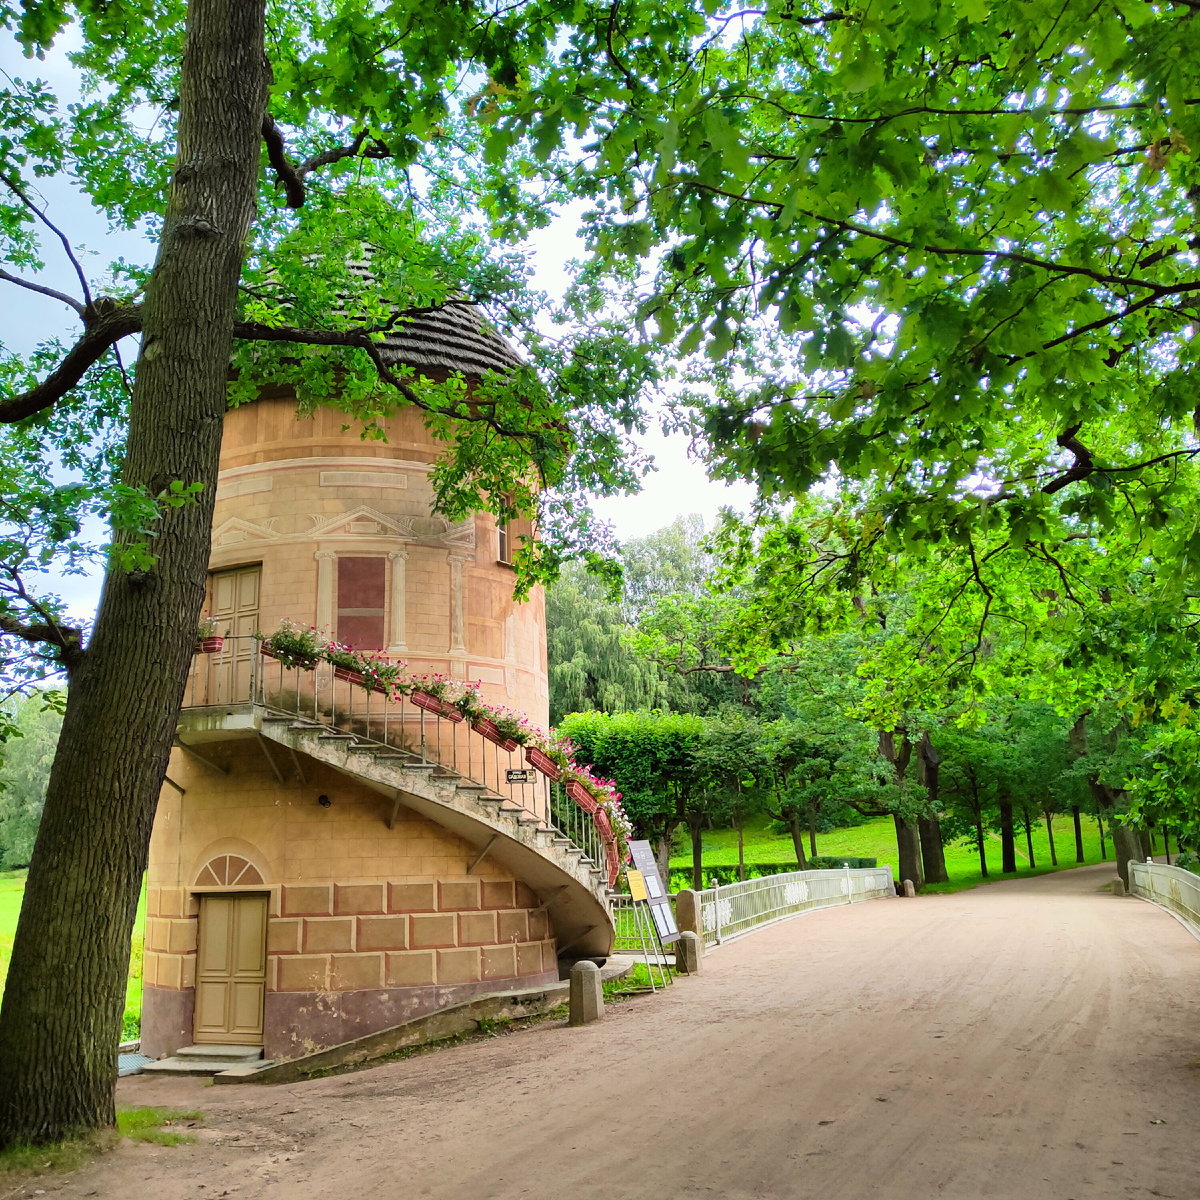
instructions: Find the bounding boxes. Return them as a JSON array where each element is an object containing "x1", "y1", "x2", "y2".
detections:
[
  {"x1": 333, "y1": 667, "x2": 364, "y2": 686},
  {"x1": 411, "y1": 690, "x2": 464, "y2": 723},
  {"x1": 605, "y1": 840, "x2": 620, "y2": 887},
  {"x1": 525, "y1": 745, "x2": 562, "y2": 781},
  {"x1": 566, "y1": 779, "x2": 599, "y2": 813},
  {"x1": 473, "y1": 718, "x2": 519, "y2": 752},
  {"x1": 198, "y1": 636, "x2": 224, "y2": 654}
]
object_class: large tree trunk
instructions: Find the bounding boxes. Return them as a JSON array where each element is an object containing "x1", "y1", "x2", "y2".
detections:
[
  {"x1": 975, "y1": 812, "x2": 988, "y2": 877},
  {"x1": 1072, "y1": 805, "x2": 1084, "y2": 863},
  {"x1": 0, "y1": 0, "x2": 267, "y2": 1146},
  {"x1": 1024, "y1": 814, "x2": 1036, "y2": 869},
  {"x1": 689, "y1": 814, "x2": 705, "y2": 890},
  {"x1": 893, "y1": 813, "x2": 923, "y2": 890},
  {"x1": 915, "y1": 733, "x2": 948, "y2": 883},
  {"x1": 999, "y1": 792, "x2": 1017, "y2": 873},
  {"x1": 918, "y1": 816, "x2": 948, "y2": 884},
  {"x1": 1110, "y1": 820, "x2": 1143, "y2": 891}
]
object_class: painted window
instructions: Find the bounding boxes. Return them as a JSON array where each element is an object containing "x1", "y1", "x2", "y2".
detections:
[{"x1": 336, "y1": 557, "x2": 386, "y2": 649}]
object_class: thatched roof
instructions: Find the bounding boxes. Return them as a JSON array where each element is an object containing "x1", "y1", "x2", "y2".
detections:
[{"x1": 375, "y1": 301, "x2": 524, "y2": 379}]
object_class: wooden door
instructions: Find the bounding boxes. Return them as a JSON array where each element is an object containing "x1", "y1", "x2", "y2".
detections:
[
  {"x1": 194, "y1": 893, "x2": 268, "y2": 1045},
  {"x1": 211, "y1": 565, "x2": 261, "y2": 701}
]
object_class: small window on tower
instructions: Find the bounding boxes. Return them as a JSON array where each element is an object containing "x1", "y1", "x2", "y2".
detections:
[
  {"x1": 336, "y1": 557, "x2": 386, "y2": 649},
  {"x1": 498, "y1": 522, "x2": 511, "y2": 565}
]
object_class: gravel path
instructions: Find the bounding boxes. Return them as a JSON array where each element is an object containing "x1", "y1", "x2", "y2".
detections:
[{"x1": 14, "y1": 862, "x2": 1200, "y2": 1200}]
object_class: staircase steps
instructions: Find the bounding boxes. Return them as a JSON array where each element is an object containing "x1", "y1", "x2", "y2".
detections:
[{"x1": 141, "y1": 1044, "x2": 270, "y2": 1078}]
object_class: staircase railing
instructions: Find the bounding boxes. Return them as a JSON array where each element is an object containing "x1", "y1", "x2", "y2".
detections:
[{"x1": 181, "y1": 636, "x2": 609, "y2": 884}]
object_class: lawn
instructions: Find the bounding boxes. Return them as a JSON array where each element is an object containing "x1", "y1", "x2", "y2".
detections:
[
  {"x1": 0, "y1": 869, "x2": 147, "y2": 1039},
  {"x1": 667, "y1": 810, "x2": 1127, "y2": 894}
]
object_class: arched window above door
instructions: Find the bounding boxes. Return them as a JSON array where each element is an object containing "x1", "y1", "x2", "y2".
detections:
[{"x1": 195, "y1": 854, "x2": 264, "y2": 887}]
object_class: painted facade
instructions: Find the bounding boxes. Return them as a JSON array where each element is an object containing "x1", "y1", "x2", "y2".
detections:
[{"x1": 141, "y1": 340, "x2": 581, "y2": 1061}]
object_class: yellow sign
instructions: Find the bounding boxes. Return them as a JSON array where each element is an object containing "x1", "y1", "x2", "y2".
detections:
[{"x1": 626, "y1": 870, "x2": 649, "y2": 902}]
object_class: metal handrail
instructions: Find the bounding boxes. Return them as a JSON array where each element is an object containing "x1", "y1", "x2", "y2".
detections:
[
  {"x1": 695, "y1": 864, "x2": 896, "y2": 949},
  {"x1": 181, "y1": 636, "x2": 609, "y2": 884}
]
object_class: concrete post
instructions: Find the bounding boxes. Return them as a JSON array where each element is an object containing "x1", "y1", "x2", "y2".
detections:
[
  {"x1": 902, "y1": 879, "x2": 916, "y2": 898},
  {"x1": 1112, "y1": 877, "x2": 1126, "y2": 897},
  {"x1": 569, "y1": 961, "x2": 603, "y2": 1026},
  {"x1": 675, "y1": 889, "x2": 702, "y2": 938},
  {"x1": 676, "y1": 931, "x2": 702, "y2": 975}
]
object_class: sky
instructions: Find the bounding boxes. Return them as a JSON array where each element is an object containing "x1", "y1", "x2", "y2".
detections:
[{"x1": 1, "y1": 33, "x2": 758, "y2": 621}]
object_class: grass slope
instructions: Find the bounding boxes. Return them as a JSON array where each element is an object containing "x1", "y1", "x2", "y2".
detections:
[
  {"x1": 0, "y1": 869, "x2": 147, "y2": 1038},
  {"x1": 668, "y1": 811, "x2": 1123, "y2": 894}
]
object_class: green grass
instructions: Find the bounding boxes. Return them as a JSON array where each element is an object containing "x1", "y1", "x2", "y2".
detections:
[
  {"x1": 0, "y1": 870, "x2": 148, "y2": 1039},
  {"x1": 669, "y1": 811, "x2": 1124, "y2": 894},
  {"x1": 0, "y1": 1108, "x2": 201, "y2": 1181},
  {"x1": 604, "y1": 961, "x2": 674, "y2": 999},
  {"x1": 116, "y1": 1108, "x2": 203, "y2": 1146}
]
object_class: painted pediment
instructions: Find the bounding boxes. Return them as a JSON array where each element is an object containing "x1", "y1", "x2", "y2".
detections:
[
  {"x1": 307, "y1": 506, "x2": 417, "y2": 540},
  {"x1": 307, "y1": 506, "x2": 475, "y2": 548},
  {"x1": 212, "y1": 516, "x2": 280, "y2": 547}
]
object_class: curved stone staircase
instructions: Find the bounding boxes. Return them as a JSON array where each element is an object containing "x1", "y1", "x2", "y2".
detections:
[{"x1": 176, "y1": 697, "x2": 615, "y2": 958}]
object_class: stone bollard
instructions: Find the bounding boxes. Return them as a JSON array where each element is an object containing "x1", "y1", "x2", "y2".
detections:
[
  {"x1": 675, "y1": 889, "x2": 702, "y2": 938},
  {"x1": 902, "y1": 879, "x2": 916, "y2": 898},
  {"x1": 675, "y1": 930, "x2": 702, "y2": 975},
  {"x1": 1112, "y1": 877, "x2": 1126, "y2": 897},
  {"x1": 569, "y1": 960, "x2": 603, "y2": 1026}
]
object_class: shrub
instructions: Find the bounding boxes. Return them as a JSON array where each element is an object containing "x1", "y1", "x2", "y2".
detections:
[{"x1": 1175, "y1": 850, "x2": 1199, "y2": 876}]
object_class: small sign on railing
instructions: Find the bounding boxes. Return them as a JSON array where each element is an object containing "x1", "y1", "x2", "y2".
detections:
[{"x1": 506, "y1": 768, "x2": 531, "y2": 784}]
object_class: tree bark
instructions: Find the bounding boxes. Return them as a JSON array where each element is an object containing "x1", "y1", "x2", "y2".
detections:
[
  {"x1": 1163, "y1": 828, "x2": 1171, "y2": 865},
  {"x1": 689, "y1": 814, "x2": 705, "y2": 890},
  {"x1": 999, "y1": 792, "x2": 1017, "y2": 874},
  {"x1": 789, "y1": 812, "x2": 808, "y2": 870},
  {"x1": 1044, "y1": 811, "x2": 1057, "y2": 866},
  {"x1": 0, "y1": 0, "x2": 268, "y2": 1146},
  {"x1": 654, "y1": 819, "x2": 678, "y2": 888},
  {"x1": 1072, "y1": 805, "x2": 1084, "y2": 863},
  {"x1": 1097, "y1": 812, "x2": 1107, "y2": 859},
  {"x1": 1024, "y1": 814, "x2": 1036, "y2": 869},
  {"x1": 918, "y1": 816, "x2": 949, "y2": 884},
  {"x1": 1110, "y1": 819, "x2": 1142, "y2": 891},
  {"x1": 975, "y1": 813, "x2": 988, "y2": 877},
  {"x1": 893, "y1": 813, "x2": 923, "y2": 891},
  {"x1": 915, "y1": 733, "x2": 948, "y2": 883},
  {"x1": 808, "y1": 804, "x2": 817, "y2": 858}
]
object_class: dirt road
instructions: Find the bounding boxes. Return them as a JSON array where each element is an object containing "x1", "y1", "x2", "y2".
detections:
[{"x1": 18, "y1": 863, "x2": 1200, "y2": 1200}]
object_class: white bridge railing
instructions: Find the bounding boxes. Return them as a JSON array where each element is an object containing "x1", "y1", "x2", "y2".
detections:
[
  {"x1": 1129, "y1": 860, "x2": 1200, "y2": 937},
  {"x1": 696, "y1": 865, "x2": 895, "y2": 949}
]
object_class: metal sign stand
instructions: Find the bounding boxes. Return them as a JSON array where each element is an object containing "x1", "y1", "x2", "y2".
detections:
[{"x1": 625, "y1": 869, "x2": 672, "y2": 992}]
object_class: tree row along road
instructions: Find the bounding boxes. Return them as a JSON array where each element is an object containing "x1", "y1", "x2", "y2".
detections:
[{"x1": 46, "y1": 864, "x2": 1200, "y2": 1200}]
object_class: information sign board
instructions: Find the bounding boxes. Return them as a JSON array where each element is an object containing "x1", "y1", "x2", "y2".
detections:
[
  {"x1": 627, "y1": 839, "x2": 679, "y2": 944},
  {"x1": 505, "y1": 769, "x2": 531, "y2": 784}
]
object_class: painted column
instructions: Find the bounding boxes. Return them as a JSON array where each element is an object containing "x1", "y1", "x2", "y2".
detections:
[
  {"x1": 387, "y1": 548, "x2": 409, "y2": 655},
  {"x1": 448, "y1": 552, "x2": 468, "y2": 657},
  {"x1": 314, "y1": 550, "x2": 336, "y2": 633}
]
